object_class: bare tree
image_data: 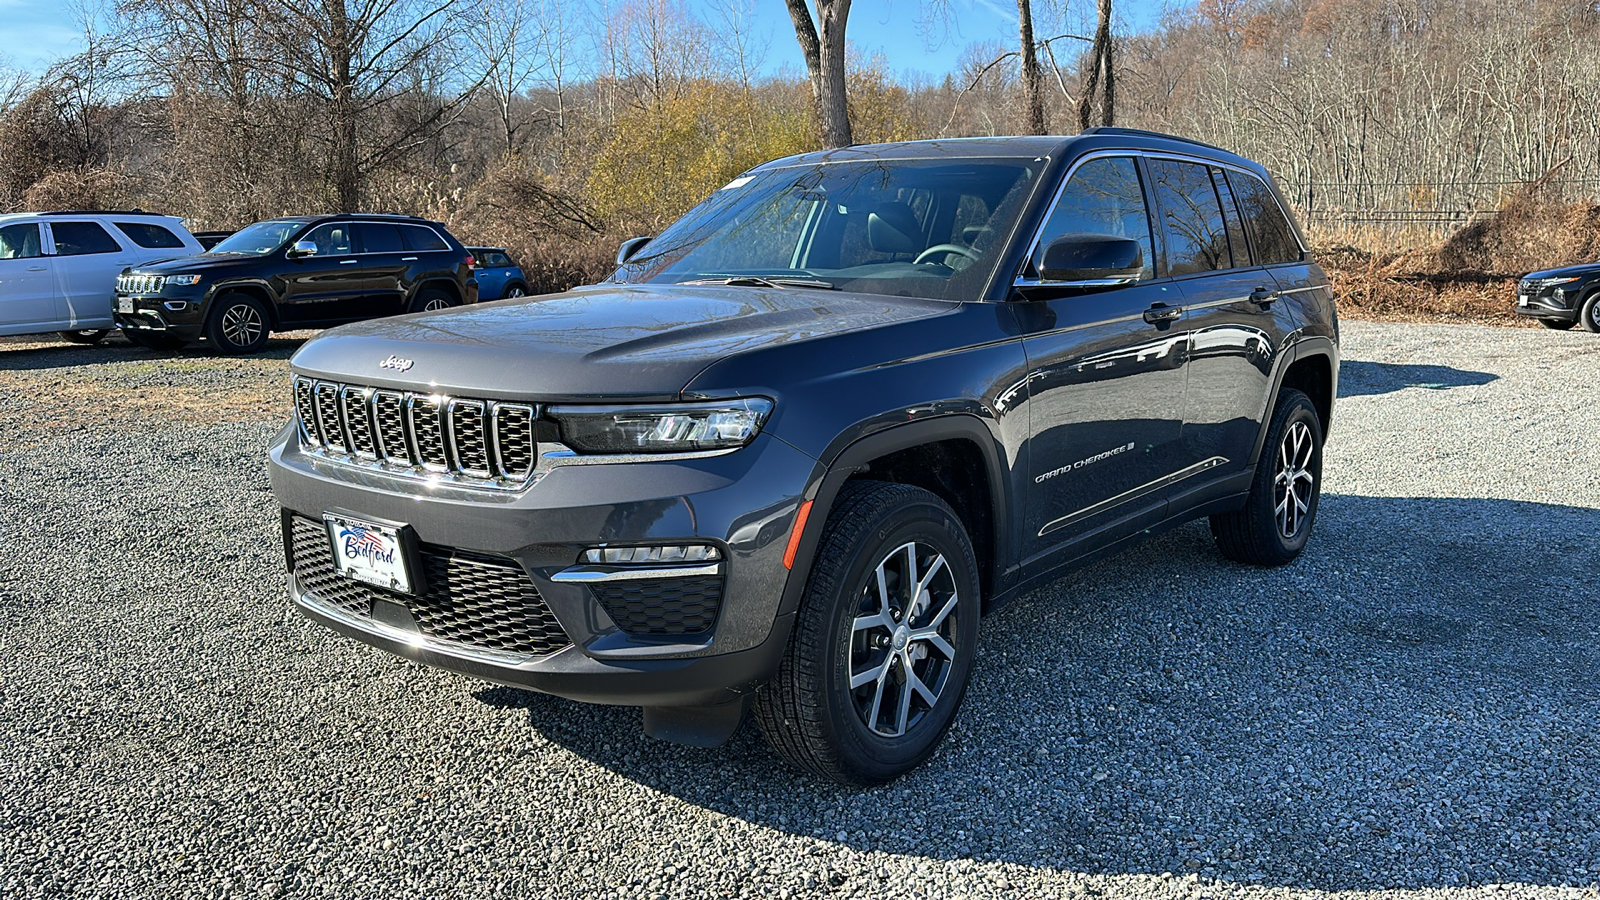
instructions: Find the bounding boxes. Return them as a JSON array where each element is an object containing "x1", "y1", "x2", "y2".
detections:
[
  {"x1": 1076, "y1": 0, "x2": 1113, "y2": 129},
  {"x1": 1017, "y1": 0, "x2": 1046, "y2": 134},
  {"x1": 783, "y1": 0, "x2": 852, "y2": 147}
]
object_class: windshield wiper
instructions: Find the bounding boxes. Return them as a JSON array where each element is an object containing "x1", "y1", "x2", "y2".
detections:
[{"x1": 678, "y1": 275, "x2": 837, "y2": 290}]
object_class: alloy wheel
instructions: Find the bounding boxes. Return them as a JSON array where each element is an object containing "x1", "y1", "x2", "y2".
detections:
[
  {"x1": 1274, "y1": 420, "x2": 1316, "y2": 539},
  {"x1": 221, "y1": 303, "x2": 263, "y2": 347},
  {"x1": 423, "y1": 297, "x2": 451, "y2": 311},
  {"x1": 848, "y1": 541, "x2": 962, "y2": 738}
]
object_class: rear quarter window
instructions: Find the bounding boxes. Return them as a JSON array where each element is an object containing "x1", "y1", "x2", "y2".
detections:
[
  {"x1": 114, "y1": 221, "x2": 186, "y2": 249},
  {"x1": 1226, "y1": 170, "x2": 1304, "y2": 266},
  {"x1": 401, "y1": 226, "x2": 449, "y2": 252}
]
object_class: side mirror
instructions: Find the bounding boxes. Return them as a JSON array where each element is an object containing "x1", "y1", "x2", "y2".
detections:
[
  {"x1": 1037, "y1": 233, "x2": 1143, "y2": 284},
  {"x1": 616, "y1": 236, "x2": 651, "y2": 265},
  {"x1": 287, "y1": 240, "x2": 319, "y2": 259}
]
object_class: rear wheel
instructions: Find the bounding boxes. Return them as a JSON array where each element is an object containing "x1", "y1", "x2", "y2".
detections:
[
  {"x1": 753, "y1": 481, "x2": 980, "y2": 785},
  {"x1": 1579, "y1": 293, "x2": 1600, "y2": 333},
  {"x1": 503, "y1": 283, "x2": 528, "y2": 298},
  {"x1": 57, "y1": 329, "x2": 108, "y2": 344},
  {"x1": 204, "y1": 292, "x2": 271, "y2": 354},
  {"x1": 1210, "y1": 388, "x2": 1324, "y2": 566},
  {"x1": 409, "y1": 288, "x2": 455, "y2": 313},
  {"x1": 121, "y1": 329, "x2": 188, "y2": 351},
  {"x1": 1539, "y1": 318, "x2": 1577, "y2": 331}
]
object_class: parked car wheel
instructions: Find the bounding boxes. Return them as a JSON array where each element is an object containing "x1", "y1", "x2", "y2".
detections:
[
  {"x1": 1210, "y1": 388, "x2": 1324, "y2": 567},
  {"x1": 57, "y1": 329, "x2": 109, "y2": 345},
  {"x1": 753, "y1": 481, "x2": 980, "y2": 785},
  {"x1": 1579, "y1": 293, "x2": 1600, "y2": 333},
  {"x1": 204, "y1": 292, "x2": 271, "y2": 354},
  {"x1": 122, "y1": 329, "x2": 188, "y2": 351},
  {"x1": 1539, "y1": 318, "x2": 1577, "y2": 330},
  {"x1": 503, "y1": 283, "x2": 528, "y2": 298},
  {"x1": 410, "y1": 288, "x2": 456, "y2": 313}
]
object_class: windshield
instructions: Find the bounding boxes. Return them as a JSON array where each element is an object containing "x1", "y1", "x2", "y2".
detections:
[
  {"x1": 615, "y1": 157, "x2": 1044, "y2": 301},
  {"x1": 210, "y1": 220, "x2": 304, "y2": 255}
]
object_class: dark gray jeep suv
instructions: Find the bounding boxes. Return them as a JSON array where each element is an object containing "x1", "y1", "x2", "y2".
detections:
[{"x1": 268, "y1": 128, "x2": 1338, "y2": 784}]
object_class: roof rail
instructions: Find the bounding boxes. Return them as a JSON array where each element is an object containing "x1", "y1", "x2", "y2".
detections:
[
  {"x1": 39, "y1": 208, "x2": 151, "y2": 216},
  {"x1": 1078, "y1": 127, "x2": 1229, "y2": 153}
]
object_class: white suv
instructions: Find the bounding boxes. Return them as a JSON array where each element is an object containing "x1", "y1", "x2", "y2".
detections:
[{"x1": 0, "y1": 210, "x2": 205, "y2": 345}]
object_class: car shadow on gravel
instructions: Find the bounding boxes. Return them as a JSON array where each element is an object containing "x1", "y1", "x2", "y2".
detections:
[
  {"x1": 0, "y1": 333, "x2": 309, "y2": 371},
  {"x1": 1339, "y1": 360, "x2": 1498, "y2": 397},
  {"x1": 479, "y1": 492, "x2": 1600, "y2": 891}
]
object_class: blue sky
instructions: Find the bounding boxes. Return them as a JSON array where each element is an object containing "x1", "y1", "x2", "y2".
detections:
[{"x1": 0, "y1": 0, "x2": 1170, "y2": 80}]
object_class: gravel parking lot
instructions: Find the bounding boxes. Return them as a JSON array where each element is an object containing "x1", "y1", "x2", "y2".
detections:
[{"x1": 1, "y1": 321, "x2": 1597, "y2": 899}]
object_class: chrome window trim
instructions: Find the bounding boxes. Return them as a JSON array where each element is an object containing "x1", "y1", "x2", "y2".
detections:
[
  {"x1": 1016, "y1": 148, "x2": 1308, "y2": 289},
  {"x1": 284, "y1": 221, "x2": 455, "y2": 258}
]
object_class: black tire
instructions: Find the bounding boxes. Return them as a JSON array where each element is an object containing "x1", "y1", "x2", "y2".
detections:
[
  {"x1": 121, "y1": 329, "x2": 188, "y2": 352},
  {"x1": 1210, "y1": 388, "x2": 1324, "y2": 566},
  {"x1": 1539, "y1": 318, "x2": 1577, "y2": 331},
  {"x1": 409, "y1": 287, "x2": 456, "y2": 313},
  {"x1": 753, "y1": 481, "x2": 981, "y2": 785},
  {"x1": 1579, "y1": 293, "x2": 1600, "y2": 333},
  {"x1": 57, "y1": 329, "x2": 108, "y2": 345},
  {"x1": 503, "y1": 282, "x2": 528, "y2": 299},
  {"x1": 203, "y1": 292, "x2": 271, "y2": 354}
]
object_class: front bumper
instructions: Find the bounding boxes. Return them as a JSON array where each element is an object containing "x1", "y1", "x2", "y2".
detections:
[
  {"x1": 268, "y1": 426, "x2": 817, "y2": 708},
  {"x1": 114, "y1": 285, "x2": 209, "y2": 337}
]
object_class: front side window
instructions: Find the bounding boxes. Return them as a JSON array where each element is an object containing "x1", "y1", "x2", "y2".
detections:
[
  {"x1": 0, "y1": 223, "x2": 44, "y2": 259},
  {"x1": 211, "y1": 220, "x2": 303, "y2": 255},
  {"x1": 50, "y1": 221, "x2": 122, "y2": 256},
  {"x1": 302, "y1": 223, "x2": 354, "y2": 256},
  {"x1": 616, "y1": 157, "x2": 1043, "y2": 302},
  {"x1": 1031, "y1": 156, "x2": 1155, "y2": 281},
  {"x1": 115, "y1": 221, "x2": 185, "y2": 249},
  {"x1": 1149, "y1": 159, "x2": 1232, "y2": 276},
  {"x1": 1227, "y1": 170, "x2": 1303, "y2": 266}
]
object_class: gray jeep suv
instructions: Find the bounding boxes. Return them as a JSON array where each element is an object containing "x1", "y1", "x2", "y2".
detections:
[{"x1": 268, "y1": 128, "x2": 1338, "y2": 784}]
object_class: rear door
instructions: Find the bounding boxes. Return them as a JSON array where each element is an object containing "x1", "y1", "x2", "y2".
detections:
[
  {"x1": 475, "y1": 251, "x2": 510, "y2": 299},
  {"x1": 355, "y1": 222, "x2": 409, "y2": 317},
  {"x1": 0, "y1": 222, "x2": 60, "y2": 332},
  {"x1": 279, "y1": 221, "x2": 370, "y2": 324},
  {"x1": 46, "y1": 220, "x2": 136, "y2": 328},
  {"x1": 1146, "y1": 158, "x2": 1300, "y2": 498},
  {"x1": 397, "y1": 224, "x2": 456, "y2": 303},
  {"x1": 1015, "y1": 155, "x2": 1190, "y2": 569}
]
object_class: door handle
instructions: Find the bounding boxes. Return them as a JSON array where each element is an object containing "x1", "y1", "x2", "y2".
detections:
[
  {"x1": 401, "y1": 257, "x2": 418, "y2": 262},
  {"x1": 1249, "y1": 287, "x2": 1280, "y2": 307},
  {"x1": 27, "y1": 265, "x2": 46, "y2": 272},
  {"x1": 340, "y1": 259, "x2": 359, "y2": 265},
  {"x1": 1143, "y1": 303, "x2": 1183, "y2": 325}
]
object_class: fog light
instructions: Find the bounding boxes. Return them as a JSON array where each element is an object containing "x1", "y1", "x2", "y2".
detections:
[
  {"x1": 163, "y1": 301, "x2": 189, "y2": 312},
  {"x1": 582, "y1": 544, "x2": 721, "y2": 564}
]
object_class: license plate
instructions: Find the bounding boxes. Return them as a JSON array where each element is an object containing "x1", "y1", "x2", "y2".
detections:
[
  {"x1": 117, "y1": 295, "x2": 134, "y2": 314},
  {"x1": 324, "y1": 514, "x2": 413, "y2": 593},
  {"x1": 1517, "y1": 294, "x2": 1529, "y2": 307}
]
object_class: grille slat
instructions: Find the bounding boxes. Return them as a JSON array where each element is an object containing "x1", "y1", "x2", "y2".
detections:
[
  {"x1": 289, "y1": 516, "x2": 569, "y2": 657},
  {"x1": 293, "y1": 378, "x2": 539, "y2": 488}
]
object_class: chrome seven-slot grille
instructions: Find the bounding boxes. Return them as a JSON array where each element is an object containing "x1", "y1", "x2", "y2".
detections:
[
  {"x1": 116, "y1": 273, "x2": 165, "y2": 294},
  {"x1": 293, "y1": 376, "x2": 536, "y2": 486}
]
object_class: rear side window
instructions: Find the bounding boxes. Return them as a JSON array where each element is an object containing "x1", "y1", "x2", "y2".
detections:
[
  {"x1": 115, "y1": 221, "x2": 185, "y2": 249},
  {"x1": 484, "y1": 251, "x2": 513, "y2": 267},
  {"x1": 1033, "y1": 156, "x2": 1155, "y2": 280},
  {"x1": 0, "y1": 223, "x2": 44, "y2": 259},
  {"x1": 358, "y1": 222, "x2": 405, "y2": 254},
  {"x1": 1210, "y1": 169, "x2": 1252, "y2": 267},
  {"x1": 1149, "y1": 159, "x2": 1232, "y2": 275},
  {"x1": 51, "y1": 221, "x2": 122, "y2": 256},
  {"x1": 400, "y1": 225, "x2": 449, "y2": 252},
  {"x1": 1227, "y1": 171, "x2": 1303, "y2": 265}
]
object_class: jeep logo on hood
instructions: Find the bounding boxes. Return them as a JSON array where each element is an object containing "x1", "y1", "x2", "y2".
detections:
[{"x1": 378, "y1": 355, "x2": 414, "y2": 372}]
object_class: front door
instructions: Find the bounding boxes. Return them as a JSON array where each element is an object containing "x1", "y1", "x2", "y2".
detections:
[
  {"x1": 0, "y1": 223, "x2": 60, "y2": 333},
  {"x1": 1015, "y1": 155, "x2": 1190, "y2": 568},
  {"x1": 279, "y1": 222, "x2": 372, "y2": 325}
]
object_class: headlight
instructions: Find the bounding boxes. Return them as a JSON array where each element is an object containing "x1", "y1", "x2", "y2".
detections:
[
  {"x1": 549, "y1": 398, "x2": 773, "y2": 454},
  {"x1": 166, "y1": 274, "x2": 202, "y2": 286}
]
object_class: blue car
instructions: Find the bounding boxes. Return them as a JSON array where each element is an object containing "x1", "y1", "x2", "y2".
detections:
[{"x1": 468, "y1": 246, "x2": 529, "y2": 300}]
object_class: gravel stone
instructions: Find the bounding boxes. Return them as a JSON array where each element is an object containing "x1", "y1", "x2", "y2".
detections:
[{"x1": 0, "y1": 322, "x2": 1596, "y2": 898}]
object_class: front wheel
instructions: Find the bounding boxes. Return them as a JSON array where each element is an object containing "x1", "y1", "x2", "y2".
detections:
[
  {"x1": 1210, "y1": 388, "x2": 1324, "y2": 566},
  {"x1": 58, "y1": 329, "x2": 108, "y2": 345},
  {"x1": 204, "y1": 292, "x2": 271, "y2": 354},
  {"x1": 1579, "y1": 293, "x2": 1600, "y2": 333},
  {"x1": 753, "y1": 481, "x2": 980, "y2": 785}
]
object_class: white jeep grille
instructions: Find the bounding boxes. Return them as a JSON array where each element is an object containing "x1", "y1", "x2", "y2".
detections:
[{"x1": 116, "y1": 273, "x2": 166, "y2": 294}]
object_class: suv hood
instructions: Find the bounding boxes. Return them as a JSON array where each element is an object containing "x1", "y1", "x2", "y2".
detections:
[
  {"x1": 1524, "y1": 263, "x2": 1600, "y2": 280},
  {"x1": 290, "y1": 282, "x2": 958, "y2": 401},
  {"x1": 130, "y1": 253, "x2": 271, "y2": 274}
]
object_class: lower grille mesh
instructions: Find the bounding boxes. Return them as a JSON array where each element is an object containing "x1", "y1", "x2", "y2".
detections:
[
  {"x1": 593, "y1": 575, "x2": 724, "y2": 636},
  {"x1": 288, "y1": 515, "x2": 570, "y2": 657}
]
